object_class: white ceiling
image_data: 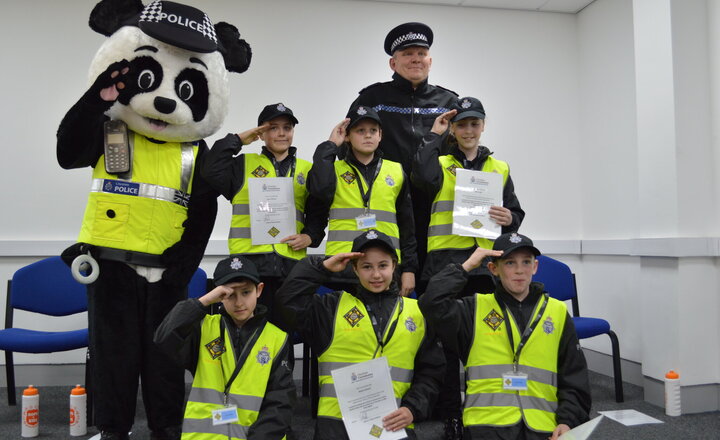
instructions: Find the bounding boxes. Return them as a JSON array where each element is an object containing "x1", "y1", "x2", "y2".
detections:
[{"x1": 343, "y1": 0, "x2": 596, "y2": 14}]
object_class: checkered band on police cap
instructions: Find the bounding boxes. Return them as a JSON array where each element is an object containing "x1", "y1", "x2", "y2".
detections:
[{"x1": 138, "y1": 0, "x2": 218, "y2": 53}]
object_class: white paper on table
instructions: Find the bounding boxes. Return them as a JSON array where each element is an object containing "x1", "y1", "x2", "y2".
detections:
[
  {"x1": 452, "y1": 169, "x2": 502, "y2": 239},
  {"x1": 330, "y1": 357, "x2": 406, "y2": 440},
  {"x1": 598, "y1": 409, "x2": 664, "y2": 426},
  {"x1": 557, "y1": 415, "x2": 604, "y2": 440},
  {"x1": 248, "y1": 177, "x2": 296, "y2": 245}
]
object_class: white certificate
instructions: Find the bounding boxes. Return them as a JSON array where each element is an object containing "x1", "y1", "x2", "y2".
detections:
[
  {"x1": 330, "y1": 357, "x2": 406, "y2": 440},
  {"x1": 247, "y1": 177, "x2": 296, "y2": 245},
  {"x1": 452, "y1": 168, "x2": 503, "y2": 240}
]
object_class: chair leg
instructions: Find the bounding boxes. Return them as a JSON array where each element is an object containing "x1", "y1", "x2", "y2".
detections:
[
  {"x1": 302, "y1": 343, "x2": 310, "y2": 397},
  {"x1": 5, "y1": 350, "x2": 16, "y2": 406},
  {"x1": 608, "y1": 330, "x2": 624, "y2": 403},
  {"x1": 85, "y1": 348, "x2": 93, "y2": 426},
  {"x1": 310, "y1": 351, "x2": 319, "y2": 419}
]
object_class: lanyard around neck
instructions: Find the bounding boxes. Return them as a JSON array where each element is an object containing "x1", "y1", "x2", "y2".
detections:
[
  {"x1": 498, "y1": 294, "x2": 548, "y2": 372},
  {"x1": 218, "y1": 316, "x2": 261, "y2": 405},
  {"x1": 269, "y1": 153, "x2": 296, "y2": 178},
  {"x1": 367, "y1": 296, "x2": 404, "y2": 358},
  {"x1": 345, "y1": 158, "x2": 383, "y2": 209}
]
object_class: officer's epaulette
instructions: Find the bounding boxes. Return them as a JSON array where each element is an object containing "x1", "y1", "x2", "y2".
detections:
[
  {"x1": 435, "y1": 84, "x2": 459, "y2": 96},
  {"x1": 357, "y1": 82, "x2": 384, "y2": 94}
]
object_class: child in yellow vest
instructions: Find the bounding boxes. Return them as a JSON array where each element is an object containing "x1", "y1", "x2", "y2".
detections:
[
  {"x1": 202, "y1": 103, "x2": 327, "y2": 326},
  {"x1": 307, "y1": 105, "x2": 417, "y2": 296},
  {"x1": 419, "y1": 233, "x2": 591, "y2": 440},
  {"x1": 155, "y1": 255, "x2": 294, "y2": 439}
]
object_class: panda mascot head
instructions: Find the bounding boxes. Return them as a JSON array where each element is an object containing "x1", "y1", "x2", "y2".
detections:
[{"x1": 87, "y1": 0, "x2": 250, "y2": 142}]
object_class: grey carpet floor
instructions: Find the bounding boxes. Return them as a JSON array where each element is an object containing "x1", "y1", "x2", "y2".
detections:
[{"x1": 1, "y1": 371, "x2": 718, "y2": 439}]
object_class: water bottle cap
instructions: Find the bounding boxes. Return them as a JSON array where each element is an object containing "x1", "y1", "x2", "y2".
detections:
[
  {"x1": 71, "y1": 385, "x2": 86, "y2": 395},
  {"x1": 665, "y1": 370, "x2": 679, "y2": 379},
  {"x1": 23, "y1": 385, "x2": 39, "y2": 396}
]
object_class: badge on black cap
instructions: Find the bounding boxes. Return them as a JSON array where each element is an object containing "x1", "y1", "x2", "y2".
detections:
[
  {"x1": 138, "y1": 0, "x2": 218, "y2": 53},
  {"x1": 384, "y1": 22, "x2": 434, "y2": 55}
]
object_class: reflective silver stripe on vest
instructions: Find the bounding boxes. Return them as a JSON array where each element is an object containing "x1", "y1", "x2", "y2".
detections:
[
  {"x1": 464, "y1": 393, "x2": 558, "y2": 413},
  {"x1": 327, "y1": 230, "x2": 400, "y2": 248},
  {"x1": 179, "y1": 143, "x2": 194, "y2": 193},
  {"x1": 91, "y1": 179, "x2": 190, "y2": 208},
  {"x1": 320, "y1": 383, "x2": 402, "y2": 406},
  {"x1": 182, "y1": 417, "x2": 249, "y2": 439},
  {"x1": 427, "y1": 224, "x2": 454, "y2": 237},
  {"x1": 187, "y1": 387, "x2": 264, "y2": 412},
  {"x1": 431, "y1": 200, "x2": 454, "y2": 214},
  {"x1": 318, "y1": 361, "x2": 354, "y2": 376},
  {"x1": 229, "y1": 227, "x2": 251, "y2": 239},
  {"x1": 329, "y1": 208, "x2": 398, "y2": 224},
  {"x1": 232, "y1": 203, "x2": 304, "y2": 222},
  {"x1": 466, "y1": 364, "x2": 557, "y2": 388},
  {"x1": 390, "y1": 366, "x2": 414, "y2": 383}
]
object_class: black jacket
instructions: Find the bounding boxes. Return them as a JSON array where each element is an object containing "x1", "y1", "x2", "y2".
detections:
[
  {"x1": 412, "y1": 132, "x2": 525, "y2": 282},
  {"x1": 351, "y1": 73, "x2": 458, "y2": 175},
  {"x1": 276, "y1": 256, "x2": 446, "y2": 440},
  {"x1": 307, "y1": 142, "x2": 418, "y2": 275},
  {"x1": 201, "y1": 133, "x2": 327, "y2": 277},
  {"x1": 56, "y1": 87, "x2": 217, "y2": 288},
  {"x1": 419, "y1": 263, "x2": 591, "y2": 440},
  {"x1": 154, "y1": 301, "x2": 295, "y2": 439}
]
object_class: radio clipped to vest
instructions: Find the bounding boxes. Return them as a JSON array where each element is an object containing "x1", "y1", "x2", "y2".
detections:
[{"x1": 103, "y1": 120, "x2": 131, "y2": 175}]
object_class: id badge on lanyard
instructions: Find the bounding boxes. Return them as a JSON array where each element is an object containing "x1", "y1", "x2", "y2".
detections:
[
  {"x1": 211, "y1": 405, "x2": 239, "y2": 425},
  {"x1": 502, "y1": 371, "x2": 529, "y2": 391},
  {"x1": 356, "y1": 211, "x2": 377, "y2": 229}
]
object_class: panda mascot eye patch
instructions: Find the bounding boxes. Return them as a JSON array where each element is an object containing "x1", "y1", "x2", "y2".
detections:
[{"x1": 174, "y1": 68, "x2": 209, "y2": 122}]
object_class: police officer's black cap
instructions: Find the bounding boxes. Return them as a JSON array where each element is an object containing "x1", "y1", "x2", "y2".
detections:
[
  {"x1": 258, "y1": 103, "x2": 299, "y2": 126},
  {"x1": 214, "y1": 255, "x2": 261, "y2": 286},
  {"x1": 351, "y1": 230, "x2": 396, "y2": 255},
  {"x1": 138, "y1": 1, "x2": 218, "y2": 54},
  {"x1": 492, "y1": 233, "x2": 541, "y2": 261},
  {"x1": 384, "y1": 22, "x2": 433, "y2": 55},
  {"x1": 346, "y1": 105, "x2": 382, "y2": 131},
  {"x1": 452, "y1": 97, "x2": 486, "y2": 122}
]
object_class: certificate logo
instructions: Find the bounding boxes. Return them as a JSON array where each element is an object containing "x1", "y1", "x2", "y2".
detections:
[
  {"x1": 405, "y1": 316, "x2": 417, "y2": 332},
  {"x1": 446, "y1": 164, "x2": 458, "y2": 176},
  {"x1": 385, "y1": 175, "x2": 395, "y2": 186},
  {"x1": 268, "y1": 226, "x2": 280, "y2": 237},
  {"x1": 341, "y1": 171, "x2": 356, "y2": 185},
  {"x1": 543, "y1": 316, "x2": 555, "y2": 334},
  {"x1": 369, "y1": 425, "x2": 383, "y2": 438},
  {"x1": 470, "y1": 219, "x2": 483, "y2": 229},
  {"x1": 256, "y1": 345, "x2": 271, "y2": 365},
  {"x1": 483, "y1": 309, "x2": 504, "y2": 331},
  {"x1": 296, "y1": 172, "x2": 305, "y2": 185},
  {"x1": 343, "y1": 306, "x2": 365, "y2": 327},
  {"x1": 205, "y1": 337, "x2": 226, "y2": 360},
  {"x1": 251, "y1": 165, "x2": 269, "y2": 178}
]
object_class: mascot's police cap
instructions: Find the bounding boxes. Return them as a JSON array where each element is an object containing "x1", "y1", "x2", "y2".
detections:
[
  {"x1": 452, "y1": 97, "x2": 486, "y2": 122},
  {"x1": 346, "y1": 105, "x2": 382, "y2": 130},
  {"x1": 384, "y1": 22, "x2": 433, "y2": 55},
  {"x1": 138, "y1": 0, "x2": 218, "y2": 53},
  {"x1": 258, "y1": 103, "x2": 299, "y2": 126}
]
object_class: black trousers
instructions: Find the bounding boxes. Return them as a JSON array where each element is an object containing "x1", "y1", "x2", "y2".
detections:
[{"x1": 87, "y1": 260, "x2": 186, "y2": 433}]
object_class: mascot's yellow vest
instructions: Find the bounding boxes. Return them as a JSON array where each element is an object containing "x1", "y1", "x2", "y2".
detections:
[
  {"x1": 229, "y1": 153, "x2": 310, "y2": 260},
  {"x1": 428, "y1": 155, "x2": 509, "y2": 253},
  {"x1": 317, "y1": 292, "x2": 425, "y2": 429},
  {"x1": 464, "y1": 293, "x2": 566, "y2": 433},
  {"x1": 183, "y1": 315, "x2": 288, "y2": 440},
  {"x1": 326, "y1": 159, "x2": 403, "y2": 259},
  {"x1": 79, "y1": 132, "x2": 198, "y2": 255}
]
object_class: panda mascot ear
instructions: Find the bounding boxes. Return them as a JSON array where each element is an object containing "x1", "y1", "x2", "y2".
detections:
[
  {"x1": 215, "y1": 22, "x2": 252, "y2": 74},
  {"x1": 89, "y1": 0, "x2": 144, "y2": 36}
]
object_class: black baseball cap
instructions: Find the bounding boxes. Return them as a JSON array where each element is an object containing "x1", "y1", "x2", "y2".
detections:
[
  {"x1": 452, "y1": 97, "x2": 486, "y2": 122},
  {"x1": 346, "y1": 105, "x2": 382, "y2": 131},
  {"x1": 258, "y1": 103, "x2": 299, "y2": 126},
  {"x1": 492, "y1": 233, "x2": 541, "y2": 260},
  {"x1": 213, "y1": 255, "x2": 261, "y2": 286},
  {"x1": 138, "y1": 1, "x2": 218, "y2": 53},
  {"x1": 351, "y1": 229, "x2": 396, "y2": 255},
  {"x1": 384, "y1": 22, "x2": 433, "y2": 55}
]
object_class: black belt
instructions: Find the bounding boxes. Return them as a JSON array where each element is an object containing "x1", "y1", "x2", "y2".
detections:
[{"x1": 94, "y1": 247, "x2": 165, "y2": 268}]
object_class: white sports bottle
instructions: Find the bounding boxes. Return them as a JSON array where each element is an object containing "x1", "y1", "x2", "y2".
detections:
[
  {"x1": 21, "y1": 385, "x2": 39, "y2": 437},
  {"x1": 69, "y1": 384, "x2": 87, "y2": 436}
]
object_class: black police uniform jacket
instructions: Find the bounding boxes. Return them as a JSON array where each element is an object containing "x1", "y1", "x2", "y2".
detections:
[
  {"x1": 418, "y1": 263, "x2": 592, "y2": 440},
  {"x1": 276, "y1": 256, "x2": 446, "y2": 440}
]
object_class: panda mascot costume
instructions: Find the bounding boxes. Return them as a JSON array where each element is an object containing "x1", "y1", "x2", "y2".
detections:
[{"x1": 56, "y1": 1, "x2": 250, "y2": 438}]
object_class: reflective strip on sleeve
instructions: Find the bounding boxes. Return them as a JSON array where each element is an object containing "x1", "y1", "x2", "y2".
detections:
[{"x1": 91, "y1": 178, "x2": 190, "y2": 208}]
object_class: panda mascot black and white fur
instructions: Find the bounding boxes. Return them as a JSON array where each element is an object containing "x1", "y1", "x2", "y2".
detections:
[{"x1": 56, "y1": 1, "x2": 250, "y2": 438}]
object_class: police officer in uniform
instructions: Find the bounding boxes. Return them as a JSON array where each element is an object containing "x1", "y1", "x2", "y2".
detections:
[{"x1": 350, "y1": 22, "x2": 458, "y2": 276}]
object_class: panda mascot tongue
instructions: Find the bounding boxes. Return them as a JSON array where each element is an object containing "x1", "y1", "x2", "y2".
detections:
[{"x1": 56, "y1": 1, "x2": 250, "y2": 438}]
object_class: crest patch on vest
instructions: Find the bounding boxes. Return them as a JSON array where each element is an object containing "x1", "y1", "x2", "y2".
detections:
[
  {"x1": 483, "y1": 309, "x2": 504, "y2": 331},
  {"x1": 297, "y1": 172, "x2": 306, "y2": 185},
  {"x1": 446, "y1": 164, "x2": 458, "y2": 176},
  {"x1": 341, "y1": 171, "x2": 357, "y2": 185},
  {"x1": 543, "y1": 316, "x2": 555, "y2": 334},
  {"x1": 205, "y1": 337, "x2": 226, "y2": 360},
  {"x1": 256, "y1": 345, "x2": 271, "y2": 365},
  {"x1": 343, "y1": 306, "x2": 365, "y2": 327},
  {"x1": 405, "y1": 316, "x2": 417, "y2": 332},
  {"x1": 251, "y1": 165, "x2": 270, "y2": 178},
  {"x1": 385, "y1": 175, "x2": 395, "y2": 186}
]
